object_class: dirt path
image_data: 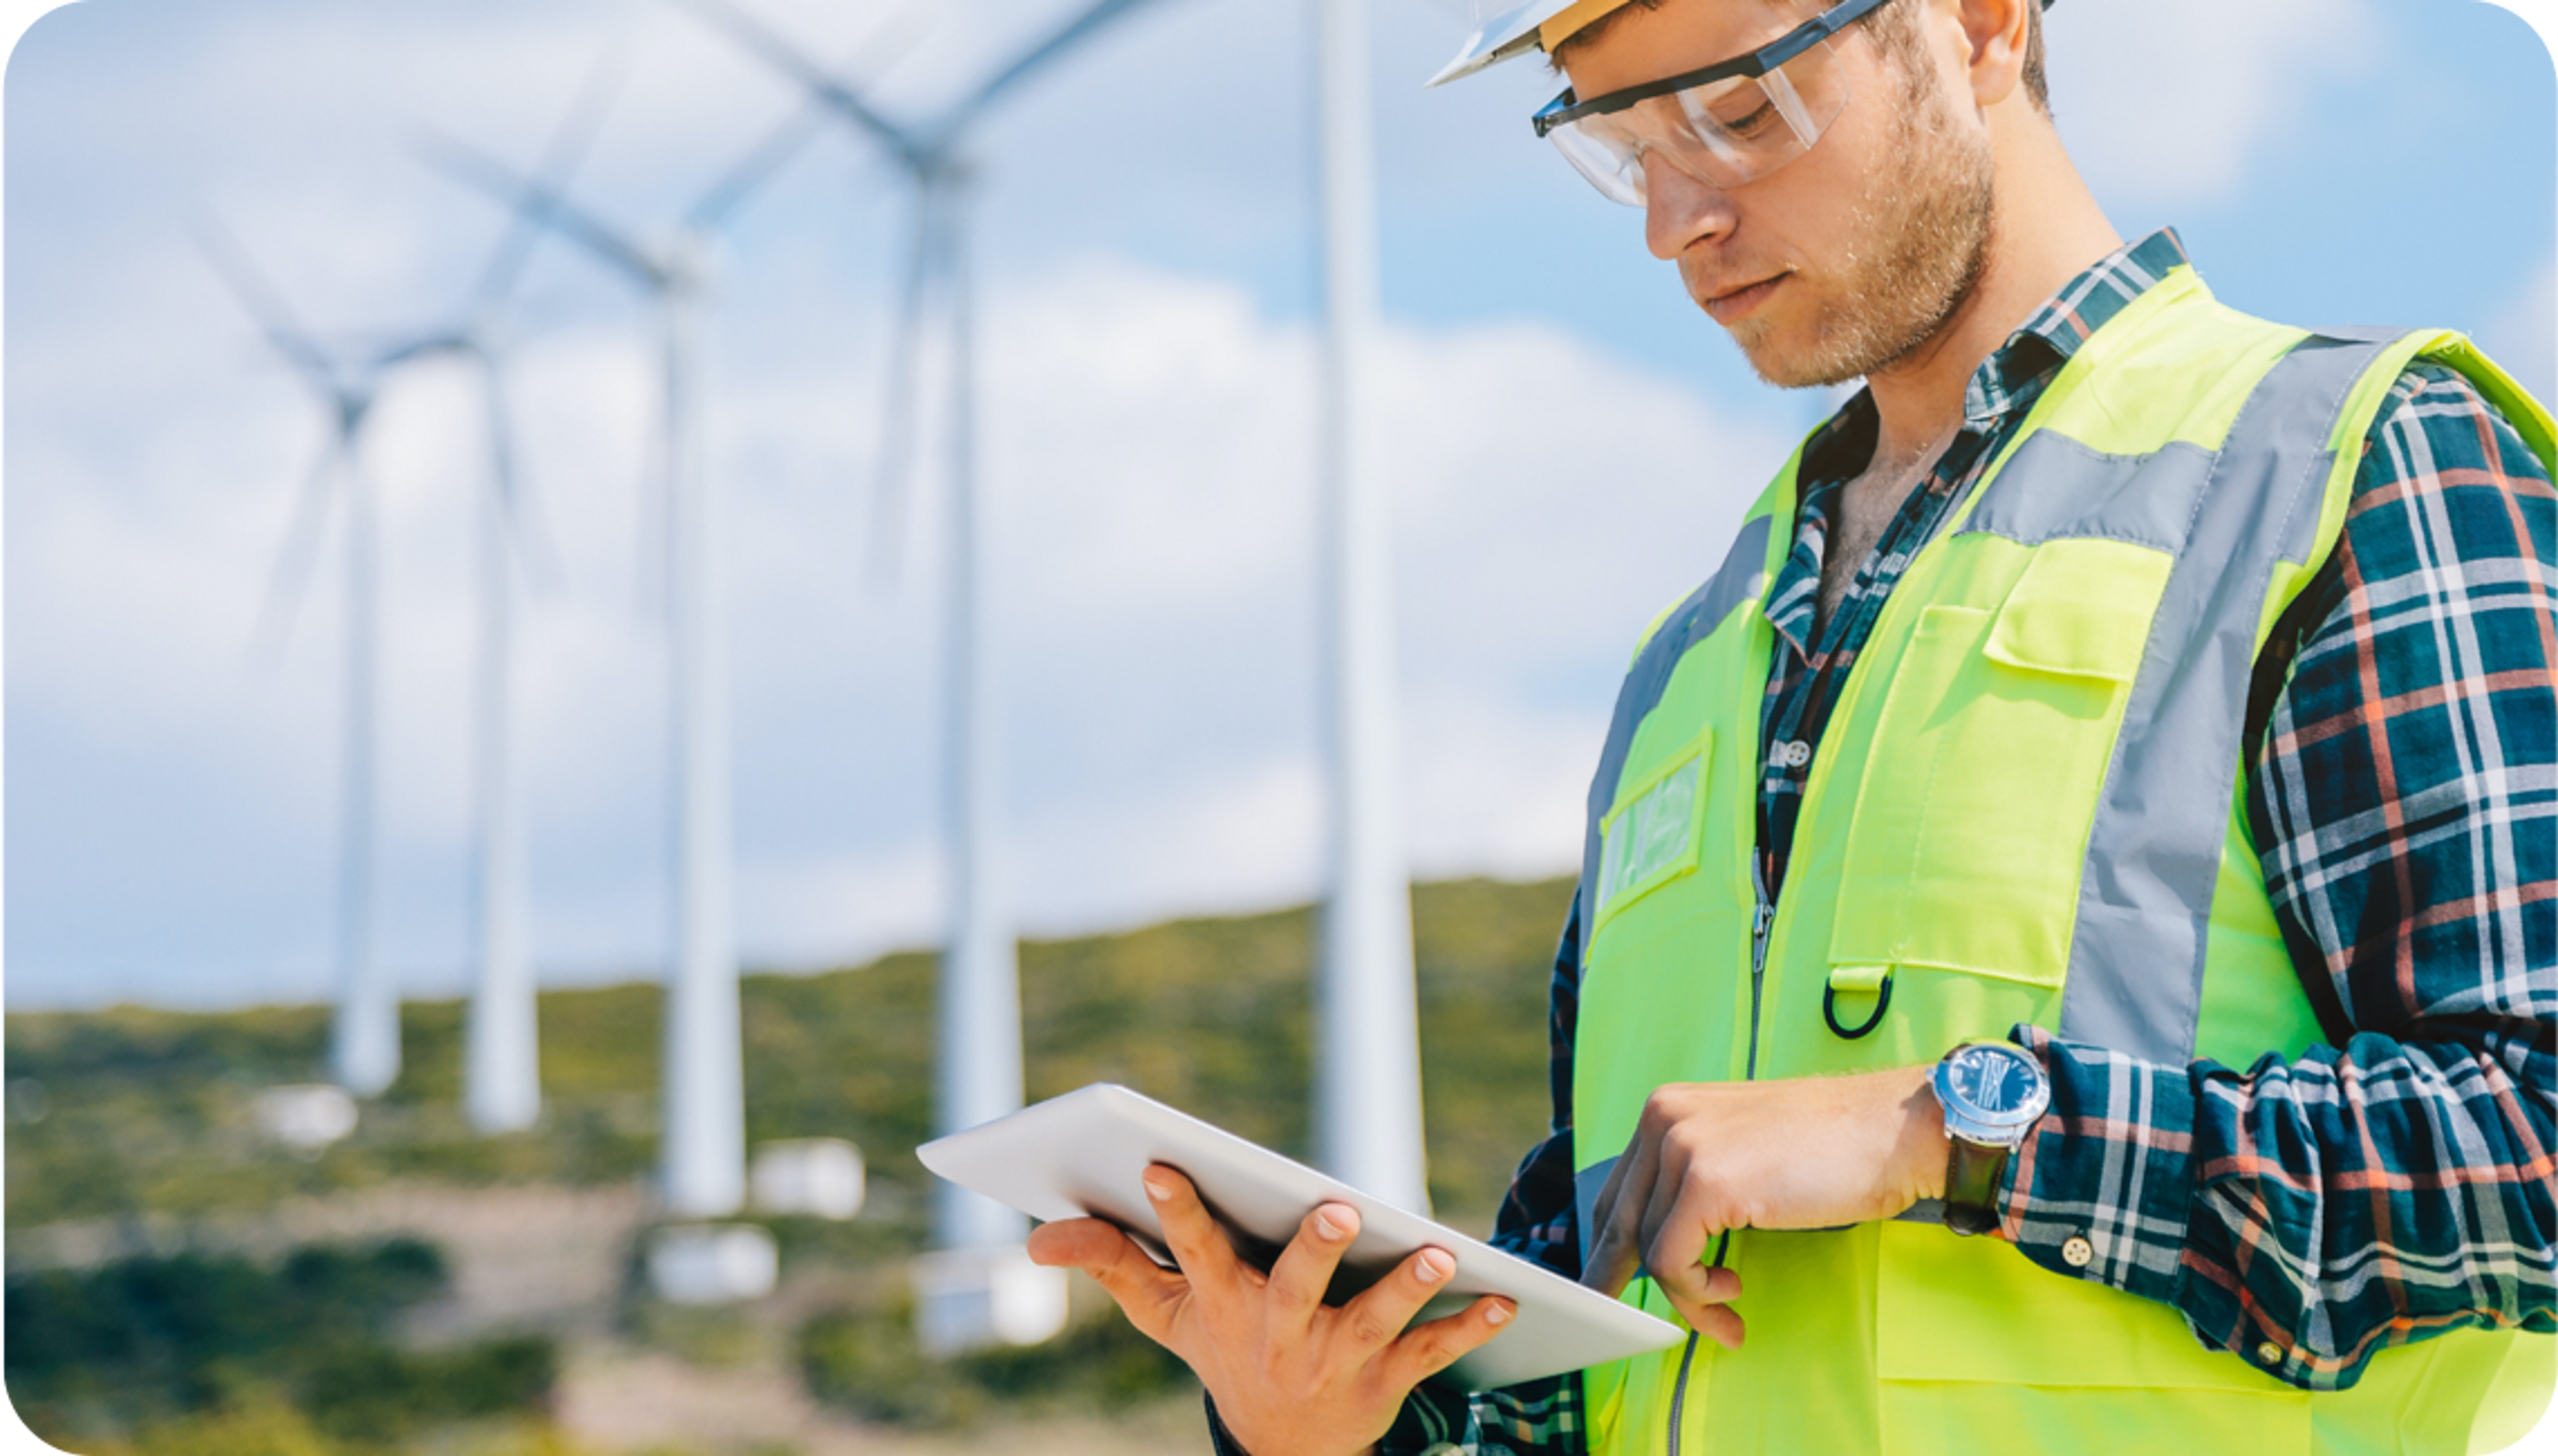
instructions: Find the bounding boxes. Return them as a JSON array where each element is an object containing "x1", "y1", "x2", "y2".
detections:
[{"x1": 554, "y1": 1345, "x2": 1207, "y2": 1455}]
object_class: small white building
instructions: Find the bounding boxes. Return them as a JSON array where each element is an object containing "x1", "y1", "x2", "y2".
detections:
[
  {"x1": 749, "y1": 1138, "x2": 866, "y2": 1220},
  {"x1": 646, "y1": 1223, "x2": 779, "y2": 1305},
  {"x1": 252, "y1": 1084, "x2": 359, "y2": 1154},
  {"x1": 911, "y1": 1244, "x2": 1069, "y2": 1356}
]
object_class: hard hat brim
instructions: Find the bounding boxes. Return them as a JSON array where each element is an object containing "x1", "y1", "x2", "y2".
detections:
[{"x1": 1426, "y1": 0, "x2": 1571, "y2": 87}]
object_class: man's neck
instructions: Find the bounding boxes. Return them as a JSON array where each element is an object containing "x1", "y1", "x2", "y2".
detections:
[{"x1": 1861, "y1": 113, "x2": 2123, "y2": 468}]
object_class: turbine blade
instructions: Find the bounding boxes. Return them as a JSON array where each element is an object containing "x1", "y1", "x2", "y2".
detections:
[
  {"x1": 197, "y1": 218, "x2": 340, "y2": 398},
  {"x1": 867, "y1": 189, "x2": 942, "y2": 592},
  {"x1": 474, "y1": 39, "x2": 634, "y2": 308},
  {"x1": 685, "y1": 93, "x2": 833, "y2": 234},
  {"x1": 416, "y1": 126, "x2": 661, "y2": 288},
  {"x1": 253, "y1": 432, "x2": 348, "y2": 663},
  {"x1": 689, "y1": 6, "x2": 933, "y2": 230},
  {"x1": 480, "y1": 353, "x2": 562, "y2": 592},
  {"x1": 956, "y1": 0, "x2": 1168, "y2": 126},
  {"x1": 668, "y1": 0, "x2": 920, "y2": 163}
]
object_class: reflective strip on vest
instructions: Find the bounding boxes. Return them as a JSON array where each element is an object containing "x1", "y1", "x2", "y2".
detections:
[{"x1": 1966, "y1": 334, "x2": 2390, "y2": 1064}]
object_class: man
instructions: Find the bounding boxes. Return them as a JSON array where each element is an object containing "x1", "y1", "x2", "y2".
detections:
[{"x1": 1032, "y1": 0, "x2": 2558, "y2": 1451}]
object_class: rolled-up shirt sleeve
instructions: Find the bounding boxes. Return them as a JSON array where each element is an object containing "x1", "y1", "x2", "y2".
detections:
[{"x1": 1996, "y1": 362, "x2": 2558, "y2": 1391}]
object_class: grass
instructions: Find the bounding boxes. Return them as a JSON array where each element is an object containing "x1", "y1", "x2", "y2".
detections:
[
  {"x1": 6, "y1": 878, "x2": 1576, "y2": 1445},
  {"x1": 5, "y1": 875, "x2": 1572, "y2": 1237}
]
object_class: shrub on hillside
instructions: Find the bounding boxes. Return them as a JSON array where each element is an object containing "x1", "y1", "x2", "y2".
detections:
[
  {"x1": 797, "y1": 1292, "x2": 1193, "y2": 1429},
  {"x1": 4, "y1": 1237, "x2": 555, "y2": 1451}
]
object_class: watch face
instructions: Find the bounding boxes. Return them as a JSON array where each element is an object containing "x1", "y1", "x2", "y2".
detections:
[{"x1": 1944, "y1": 1044, "x2": 2039, "y2": 1118}]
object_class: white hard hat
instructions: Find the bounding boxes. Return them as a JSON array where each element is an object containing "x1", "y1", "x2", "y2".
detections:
[
  {"x1": 1427, "y1": 0, "x2": 1621, "y2": 87},
  {"x1": 1427, "y1": 0, "x2": 2054, "y2": 88}
]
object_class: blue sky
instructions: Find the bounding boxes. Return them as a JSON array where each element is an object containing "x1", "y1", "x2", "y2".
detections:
[{"x1": 5, "y1": 0, "x2": 2553, "y2": 1011}]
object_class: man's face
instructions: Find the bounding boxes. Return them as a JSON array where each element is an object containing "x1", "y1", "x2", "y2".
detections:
[{"x1": 1559, "y1": 0, "x2": 1996, "y2": 388}]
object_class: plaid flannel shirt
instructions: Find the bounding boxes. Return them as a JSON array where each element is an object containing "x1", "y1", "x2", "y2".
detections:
[{"x1": 1254, "y1": 230, "x2": 2555, "y2": 1456}]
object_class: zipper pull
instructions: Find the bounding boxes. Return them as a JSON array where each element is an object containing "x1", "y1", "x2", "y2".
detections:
[{"x1": 1750, "y1": 859, "x2": 1775, "y2": 958}]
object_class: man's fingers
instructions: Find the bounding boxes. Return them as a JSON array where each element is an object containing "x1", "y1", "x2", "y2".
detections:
[
  {"x1": 1643, "y1": 1180, "x2": 1717, "y2": 1291},
  {"x1": 1382, "y1": 1297, "x2": 1517, "y2": 1389},
  {"x1": 1026, "y1": 1216, "x2": 1135, "y2": 1271},
  {"x1": 1633, "y1": 1138, "x2": 1694, "y2": 1283},
  {"x1": 1649, "y1": 1257, "x2": 1741, "y2": 1325},
  {"x1": 1141, "y1": 1164, "x2": 1244, "y2": 1296},
  {"x1": 1581, "y1": 1132, "x2": 1657, "y2": 1297},
  {"x1": 1264, "y1": 1202, "x2": 1360, "y2": 1326},
  {"x1": 1026, "y1": 1217, "x2": 1189, "y2": 1343},
  {"x1": 1334, "y1": 1246, "x2": 1460, "y2": 1355},
  {"x1": 1667, "y1": 1291, "x2": 1746, "y2": 1351}
]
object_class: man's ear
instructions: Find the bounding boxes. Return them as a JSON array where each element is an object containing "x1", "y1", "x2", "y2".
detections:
[{"x1": 1957, "y1": 0, "x2": 2032, "y2": 110}]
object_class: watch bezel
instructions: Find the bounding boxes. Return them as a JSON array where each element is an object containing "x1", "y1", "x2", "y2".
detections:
[{"x1": 1931, "y1": 1042, "x2": 2050, "y2": 1150}]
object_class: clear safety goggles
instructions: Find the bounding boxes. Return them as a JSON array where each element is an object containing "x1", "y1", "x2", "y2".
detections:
[{"x1": 1531, "y1": 0, "x2": 1895, "y2": 205}]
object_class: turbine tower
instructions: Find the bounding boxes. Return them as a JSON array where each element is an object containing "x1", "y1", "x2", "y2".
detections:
[
  {"x1": 393, "y1": 56, "x2": 626, "y2": 1136},
  {"x1": 424, "y1": 68, "x2": 866, "y2": 1220},
  {"x1": 201, "y1": 228, "x2": 400, "y2": 1100},
  {"x1": 678, "y1": 0, "x2": 1174, "y2": 1264},
  {"x1": 1312, "y1": 0, "x2": 1427, "y2": 1213}
]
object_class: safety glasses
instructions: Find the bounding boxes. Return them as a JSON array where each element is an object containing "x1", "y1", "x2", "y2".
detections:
[{"x1": 1532, "y1": 0, "x2": 1897, "y2": 204}]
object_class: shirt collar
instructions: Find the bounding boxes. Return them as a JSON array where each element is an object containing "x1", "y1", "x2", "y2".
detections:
[
  {"x1": 1800, "y1": 227, "x2": 2193, "y2": 481},
  {"x1": 1962, "y1": 226, "x2": 2192, "y2": 426}
]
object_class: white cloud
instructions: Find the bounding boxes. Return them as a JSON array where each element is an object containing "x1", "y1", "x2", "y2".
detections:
[
  {"x1": 9, "y1": 226, "x2": 1785, "y2": 1007},
  {"x1": 2045, "y1": 0, "x2": 2379, "y2": 207}
]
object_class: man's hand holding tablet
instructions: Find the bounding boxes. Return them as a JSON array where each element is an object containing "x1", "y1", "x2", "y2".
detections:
[
  {"x1": 919, "y1": 1086, "x2": 1681, "y2": 1455},
  {"x1": 1030, "y1": 1168, "x2": 1515, "y2": 1456}
]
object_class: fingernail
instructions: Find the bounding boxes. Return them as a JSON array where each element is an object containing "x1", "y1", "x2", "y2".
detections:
[
  {"x1": 1417, "y1": 1250, "x2": 1454, "y2": 1283},
  {"x1": 1484, "y1": 1302, "x2": 1513, "y2": 1326},
  {"x1": 1314, "y1": 1212, "x2": 1344, "y2": 1241},
  {"x1": 1141, "y1": 1173, "x2": 1173, "y2": 1202}
]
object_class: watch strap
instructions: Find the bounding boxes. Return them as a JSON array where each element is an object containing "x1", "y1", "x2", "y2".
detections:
[{"x1": 1942, "y1": 1136, "x2": 2008, "y2": 1237}]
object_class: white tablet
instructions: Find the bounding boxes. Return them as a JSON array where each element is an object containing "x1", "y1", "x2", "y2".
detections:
[{"x1": 916, "y1": 1082, "x2": 1683, "y2": 1391}]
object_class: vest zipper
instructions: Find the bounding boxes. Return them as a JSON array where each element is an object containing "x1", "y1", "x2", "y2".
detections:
[
  {"x1": 1745, "y1": 856, "x2": 1775, "y2": 1081},
  {"x1": 1663, "y1": 1331, "x2": 1701, "y2": 1456},
  {"x1": 1665, "y1": 861, "x2": 1775, "y2": 1452}
]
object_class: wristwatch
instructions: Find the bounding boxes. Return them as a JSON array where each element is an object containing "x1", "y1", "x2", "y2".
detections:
[{"x1": 1930, "y1": 1042, "x2": 2051, "y2": 1237}]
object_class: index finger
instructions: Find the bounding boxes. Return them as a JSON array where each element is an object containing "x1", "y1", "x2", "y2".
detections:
[
  {"x1": 1140, "y1": 1164, "x2": 1245, "y2": 1297},
  {"x1": 1579, "y1": 1132, "x2": 1655, "y2": 1297}
]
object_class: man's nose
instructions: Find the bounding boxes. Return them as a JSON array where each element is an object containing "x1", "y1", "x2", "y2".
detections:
[{"x1": 1644, "y1": 156, "x2": 1737, "y2": 261}]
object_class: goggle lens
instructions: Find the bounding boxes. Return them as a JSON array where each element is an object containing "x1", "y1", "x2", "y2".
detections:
[{"x1": 1546, "y1": 39, "x2": 1851, "y2": 205}]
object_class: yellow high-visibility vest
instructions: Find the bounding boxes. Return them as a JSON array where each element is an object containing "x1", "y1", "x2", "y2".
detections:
[{"x1": 1569, "y1": 267, "x2": 2556, "y2": 1455}]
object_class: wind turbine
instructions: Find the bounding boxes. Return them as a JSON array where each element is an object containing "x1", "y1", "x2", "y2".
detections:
[
  {"x1": 1310, "y1": 0, "x2": 1428, "y2": 1214},
  {"x1": 677, "y1": 0, "x2": 1174, "y2": 1274},
  {"x1": 386, "y1": 54, "x2": 628, "y2": 1136},
  {"x1": 201, "y1": 227, "x2": 400, "y2": 1100},
  {"x1": 421, "y1": 55, "x2": 877, "y2": 1222}
]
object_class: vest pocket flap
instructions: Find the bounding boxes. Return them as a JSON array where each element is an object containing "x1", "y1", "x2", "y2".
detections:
[
  {"x1": 1982, "y1": 543, "x2": 2173, "y2": 685},
  {"x1": 1593, "y1": 729, "x2": 1713, "y2": 928}
]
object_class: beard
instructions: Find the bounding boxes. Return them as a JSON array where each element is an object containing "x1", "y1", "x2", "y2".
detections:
[{"x1": 1729, "y1": 63, "x2": 1998, "y2": 390}]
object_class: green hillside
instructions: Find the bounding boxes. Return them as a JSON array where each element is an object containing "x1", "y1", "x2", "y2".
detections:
[{"x1": 7, "y1": 875, "x2": 1573, "y2": 1238}]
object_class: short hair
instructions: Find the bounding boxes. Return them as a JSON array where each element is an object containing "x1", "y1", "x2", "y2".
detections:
[{"x1": 1553, "y1": 0, "x2": 2052, "y2": 117}]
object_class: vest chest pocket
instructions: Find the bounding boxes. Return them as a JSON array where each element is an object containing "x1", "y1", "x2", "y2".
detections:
[
  {"x1": 1829, "y1": 543, "x2": 2172, "y2": 993},
  {"x1": 1593, "y1": 729, "x2": 1713, "y2": 931}
]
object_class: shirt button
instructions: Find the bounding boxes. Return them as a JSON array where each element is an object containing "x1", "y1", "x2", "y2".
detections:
[
  {"x1": 1774, "y1": 740, "x2": 1812, "y2": 768},
  {"x1": 2060, "y1": 1236, "x2": 2094, "y2": 1268},
  {"x1": 2256, "y1": 1341, "x2": 2285, "y2": 1367}
]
